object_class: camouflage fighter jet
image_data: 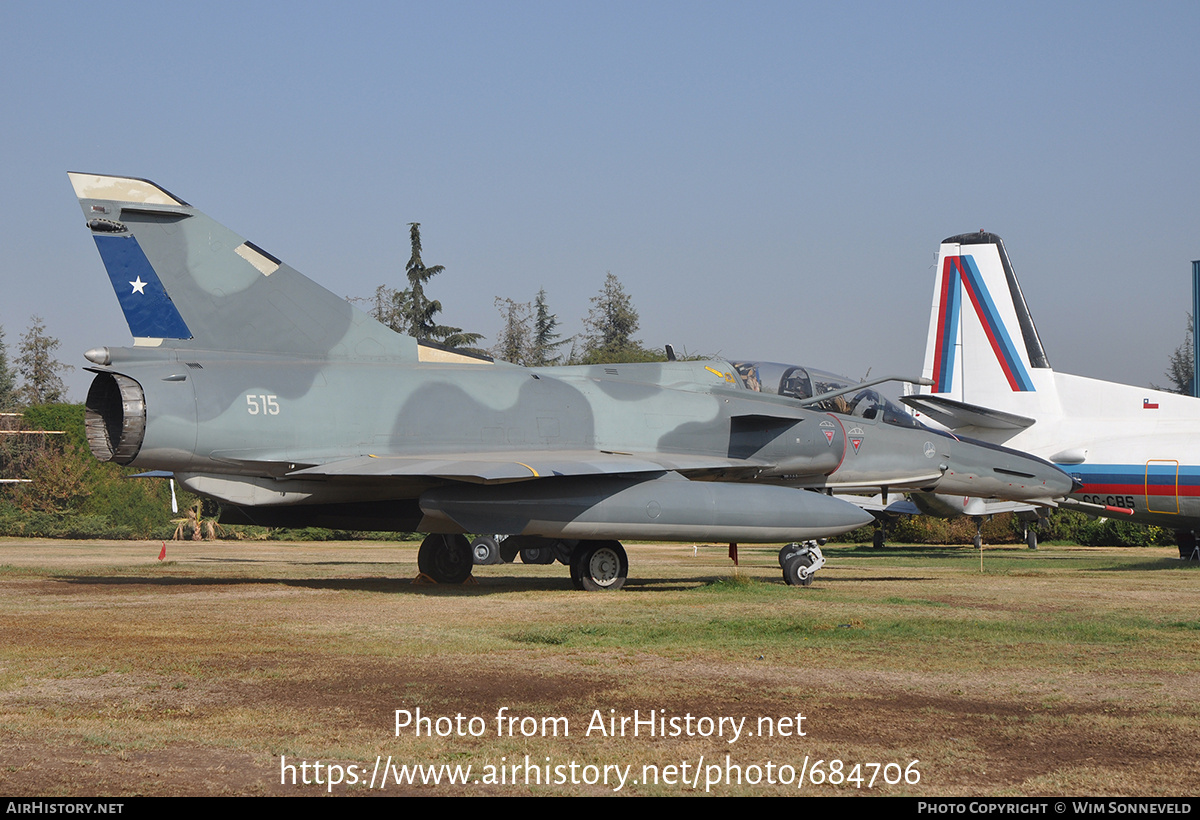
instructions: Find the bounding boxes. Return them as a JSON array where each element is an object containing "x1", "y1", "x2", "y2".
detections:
[{"x1": 70, "y1": 173, "x2": 1076, "y2": 590}]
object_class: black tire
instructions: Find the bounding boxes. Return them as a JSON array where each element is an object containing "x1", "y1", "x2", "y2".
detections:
[
  {"x1": 417, "y1": 533, "x2": 473, "y2": 584},
  {"x1": 569, "y1": 540, "x2": 628, "y2": 591},
  {"x1": 782, "y1": 552, "x2": 814, "y2": 587},
  {"x1": 1025, "y1": 529, "x2": 1038, "y2": 551},
  {"x1": 520, "y1": 546, "x2": 556, "y2": 564},
  {"x1": 471, "y1": 536, "x2": 500, "y2": 565},
  {"x1": 872, "y1": 529, "x2": 885, "y2": 549},
  {"x1": 778, "y1": 543, "x2": 804, "y2": 568}
]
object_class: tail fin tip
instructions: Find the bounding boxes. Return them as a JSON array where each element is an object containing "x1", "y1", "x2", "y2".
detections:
[{"x1": 69, "y1": 172, "x2": 188, "y2": 207}]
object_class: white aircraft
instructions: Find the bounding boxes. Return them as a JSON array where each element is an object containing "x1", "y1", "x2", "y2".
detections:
[{"x1": 902, "y1": 231, "x2": 1200, "y2": 559}]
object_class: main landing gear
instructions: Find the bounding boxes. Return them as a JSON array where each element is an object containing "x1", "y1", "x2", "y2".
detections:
[{"x1": 419, "y1": 534, "x2": 631, "y2": 591}]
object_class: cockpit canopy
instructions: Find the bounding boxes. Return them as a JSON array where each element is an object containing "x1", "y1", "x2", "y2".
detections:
[{"x1": 730, "y1": 361, "x2": 923, "y2": 429}]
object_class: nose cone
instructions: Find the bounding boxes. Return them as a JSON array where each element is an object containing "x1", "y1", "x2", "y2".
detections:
[
  {"x1": 807, "y1": 493, "x2": 877, "y2": 534},
  {"x1": 993, "y1": 449, "x2": 1078, "y2": 499}
]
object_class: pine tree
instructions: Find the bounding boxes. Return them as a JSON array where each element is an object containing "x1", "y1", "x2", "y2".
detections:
[
  {"x1": 15, "y1": 316, "x2": 72, "y2": 405},
  {"x1": 529, "y1": 288, "x2": 568, "y2": 367},
  {"x1": 1164, "y1": 313, "x2": 1194, "y2": 395},
  {"x1": 0, "y1": 324, "x2": 16, "y2": 410},
  {"x1": 366, "y1": 223, "x2": 483, "y2": 349},
  {"x1": 492, "y1": 297, "x2": 531, "y2": 364},
  {"x1": 579, "y1": 273, "x2": 660, "y2": 364},
  {"x1": 402, "y1": 223, "x2": 483, "y2": 348}
]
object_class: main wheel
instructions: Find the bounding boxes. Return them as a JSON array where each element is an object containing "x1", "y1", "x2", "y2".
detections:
[
  {"x1": 569, "y1": 540, "x2": 628, "y2": 591},
  {"x1": 471, "y1": 536, "x2": 500, "y2": 565},
  {"x1": 417, "y1": 533, "x2": 473, "y2": 584},
  {"x1": 782, "y1": 552, "x2": 815, "y2": 587}
]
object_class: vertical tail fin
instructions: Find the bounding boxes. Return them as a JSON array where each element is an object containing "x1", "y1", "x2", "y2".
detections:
[
  {"x1": 70, "y1": 172, "x2": 417, "y2": 361},
  {"x1": 920, "y1": 231, "x2": 1050, "y2": 403}
]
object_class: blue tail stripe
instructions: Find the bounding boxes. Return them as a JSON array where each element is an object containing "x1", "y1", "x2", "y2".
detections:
[
  {"x1": 959, "y1": 256, "x2": 1035, "y2": 391},
  {"x1": 94, "y1": 234, "x2": 192, "y2": 340}
]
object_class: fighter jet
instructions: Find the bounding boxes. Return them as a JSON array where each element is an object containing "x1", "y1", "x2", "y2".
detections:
[
  {"x1": 905, "y1": 231, "x2": 1200, "y2": 558},
  {"x1": 70, "y1": 174, "x2": 1077, "y2": 589}
]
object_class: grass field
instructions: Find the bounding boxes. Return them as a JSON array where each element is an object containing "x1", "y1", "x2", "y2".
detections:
[{"x1": 0, "y1": 538, "x2": 1196, "y2": 796}]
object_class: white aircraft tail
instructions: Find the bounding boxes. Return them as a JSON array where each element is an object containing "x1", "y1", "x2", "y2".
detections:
[
  {"x1": 920, "y1": 232, "x2": 1053, "y2": 402},
  {"x1": 904, "y1": 232, "x2": 1059, "y2": 433}
]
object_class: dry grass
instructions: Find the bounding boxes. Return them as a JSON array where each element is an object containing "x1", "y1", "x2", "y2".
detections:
[{"x1": 0, "y1": 539, "x2": 1196, "y2": 796}]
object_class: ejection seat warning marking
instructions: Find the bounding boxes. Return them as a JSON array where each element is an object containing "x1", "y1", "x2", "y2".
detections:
[{"x1": 705, "y1": 366, "x2": 736, "y2": 384}]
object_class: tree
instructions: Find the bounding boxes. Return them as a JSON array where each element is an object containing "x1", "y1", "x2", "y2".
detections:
[
  {"x1": 491, "y1": 289, "x2": 571, "y2": 366},
  {"x1": 402, "y1": 221, "x2": 447, "y2": 340},
  {"x1": 15, "y1": 316, "x2": 72, "y2": 405},
  {"x1": 406, "y1": 223, "x2": 483, "y2": 348},
  {"x1": 0, "y1": 324, "x2": 16, "y2": 410},
  {"x1": 1163, "y1": 313, "x2": 1194, "y2": 395},
  {"x1": 491, "y1": 297, "x2": 531, "y2": 364},
  {"x1": 578, "y1": 273, "x2": 661, "y2": 364},
  {"x1": 368, "y1": 283, "x2": 411, "y2": 335},
  {"x1": 530, "y1": 288, "x2": 569, "y2": 367},
  {"x1": 367, "y1": 223, "x2": 483, "y2": 349}
]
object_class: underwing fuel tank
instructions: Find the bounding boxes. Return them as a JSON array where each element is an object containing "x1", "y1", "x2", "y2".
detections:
[{"x1": 419, "y1": 472, "x2": 875, "y2": 542}]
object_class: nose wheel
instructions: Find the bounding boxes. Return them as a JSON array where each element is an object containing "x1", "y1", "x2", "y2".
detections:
[{"x1": 779, "y1": 542, "x2": 825, "y2": 586}]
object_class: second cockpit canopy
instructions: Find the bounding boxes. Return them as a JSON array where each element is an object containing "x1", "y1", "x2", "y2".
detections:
[{"x1": 730, "y1": 361, "x2": 923, "y2": 429}]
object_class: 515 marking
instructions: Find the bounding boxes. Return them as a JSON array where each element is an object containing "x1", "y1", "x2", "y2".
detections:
[{"x1": 246, "y1": 394, "x2": 280, "y2": 416}]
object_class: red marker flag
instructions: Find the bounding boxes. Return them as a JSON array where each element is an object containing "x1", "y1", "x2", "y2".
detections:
[
  {"x1": 158, "y1": 542, "x2": 166, "y2": 561},
  {"x1": 728, "y1": 542, "x2": 739, "y2": 566}
]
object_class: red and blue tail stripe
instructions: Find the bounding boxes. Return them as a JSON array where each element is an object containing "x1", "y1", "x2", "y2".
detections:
[
  {"x1": 931, "y1": 256, "x2": 961, "y2": 393},
  {"x1": 931, "y1": 254, "x2": 1035, "y2": 393}
]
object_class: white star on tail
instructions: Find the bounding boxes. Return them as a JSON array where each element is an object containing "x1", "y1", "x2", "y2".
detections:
[{"x1": 130, "y1": 276, "x2": 147, "y2": 294}]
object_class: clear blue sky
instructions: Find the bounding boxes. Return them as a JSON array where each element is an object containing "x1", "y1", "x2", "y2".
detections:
[{"x1": 3, "y1": 1, "x2": 1198, "y2": 398}]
